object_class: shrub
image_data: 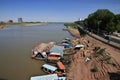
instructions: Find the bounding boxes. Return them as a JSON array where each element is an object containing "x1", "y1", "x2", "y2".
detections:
[
  {"x1": 93, "y1": 48, "x2": 105, "y2": 57},
  {"x1": 97, "y1": 48, "x2": 105, "y2": 55},
  {"x1": 94, "y1": 46, "x2": 100, "y2": 52},
  {"x1": 91, "y1": 66, "x2": 98, "y2": 72}
]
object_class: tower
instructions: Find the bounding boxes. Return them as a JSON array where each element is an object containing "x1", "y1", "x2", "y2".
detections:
[{"x1": 18, "y1": 18, "x2": 23, "y2": 23}]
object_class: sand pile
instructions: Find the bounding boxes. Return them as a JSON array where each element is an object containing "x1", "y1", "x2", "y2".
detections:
[{"x1": 33, "y1": 42, "x2": 55, "y2": 52}]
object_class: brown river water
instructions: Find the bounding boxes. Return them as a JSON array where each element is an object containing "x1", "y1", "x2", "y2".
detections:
[{"x1": 0, "y1": 23, "x2": 73, "y2": 80}]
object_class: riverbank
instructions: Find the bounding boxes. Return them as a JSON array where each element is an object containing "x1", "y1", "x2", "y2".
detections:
[
  {"x1": 0, "y1": 25, "x2": 5, "y2": 29},
  {"x1": 67, "y1": 27, "x2": 80, "y2": 38},
  {"x1": 66, "y1": 26, "x2": 120, "y2": 80},
  {"x1": 20, "y1": 22, "x2": 47, "y2": 26},
  {"x1": 0, "y1": 22, "x2": 47, "y2": 29}
]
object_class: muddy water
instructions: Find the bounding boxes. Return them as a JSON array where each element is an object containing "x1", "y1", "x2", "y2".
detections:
[{"x1": 0, "y1": 23, "x2": 73, "y2": 80}]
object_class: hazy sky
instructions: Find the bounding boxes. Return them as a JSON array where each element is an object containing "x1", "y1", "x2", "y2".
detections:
[{"x1": 0, "y1": 0, "x2": 120, "y2": 22}]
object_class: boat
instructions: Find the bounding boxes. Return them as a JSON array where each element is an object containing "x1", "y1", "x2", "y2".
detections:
[
  {"x1": 56, "y1": 61, "x2": 66, "y2": 76},
  {"x1": 31, "y1": 51, "x2": 49, "y2": 60},
  {"x1": 41, "y1": 64, "x2": 57, "y2": 74},
  {"x1": 31, "y1": 42, "x2": 55, "y2": 59},
  {"x1": 74, "y1": 44, "x2": 85, "y2": 50},
  {"x1": 30, "y1": 74, "x2": 66, "y2": 80},
  {"x1": 41, "y1": 62, "x2": 66, "y2": 77}
]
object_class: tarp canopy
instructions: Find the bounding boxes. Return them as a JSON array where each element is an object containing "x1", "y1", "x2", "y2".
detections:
[{"x1": 50, "y1": 45, "x2": 64, "y2": 56}]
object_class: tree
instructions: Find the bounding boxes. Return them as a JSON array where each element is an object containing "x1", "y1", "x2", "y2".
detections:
[
  {"x1": 113, "y1": 14, "x2": 120, "y2": 32},
  {"x1": 106, "y1": 22, "x2": 115, "y2": 33},
  {"x1": 83, "y1": 9, "x2": 115, "y2": 33},
  {"x1": 113, "y1": 14, "x2": 120, "y2": 24},
  {"x1": 0, "y1": 21, "x2": 5, "y2": 25},
  {"x1": 8, "y1": 20, "x2": 13, "y2": 23},
  {"x1": 116, "y1": 23, "x2": 120, "y2": 32}
]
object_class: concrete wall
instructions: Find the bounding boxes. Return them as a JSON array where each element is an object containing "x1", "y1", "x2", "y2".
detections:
[{"x1": 77, "y1": 26, "x2": 120, "y2": 49}]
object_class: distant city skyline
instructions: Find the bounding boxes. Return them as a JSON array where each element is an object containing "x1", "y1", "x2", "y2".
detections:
[{"x1": 0, "y1": 0, "x2": 120, "y2": 22}]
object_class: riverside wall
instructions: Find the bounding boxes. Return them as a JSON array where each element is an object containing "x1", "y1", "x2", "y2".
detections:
[{"x1": 77, "y1": 26, "x2": 120, "y2": 50}]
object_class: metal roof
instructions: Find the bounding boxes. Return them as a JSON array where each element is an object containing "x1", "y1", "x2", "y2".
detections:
[
  {"x1": 30, "y1": 74, "x2": 58, "y2": 80},
  {"x1": 30, "y1": 74, "x2": 66, "y2": 80},
  {"x1": 50, "y1": 45, "x2": 64, "y2": 56},
  {"x1": 42, "y1": 64, "x2": 57, "y2": 71}
]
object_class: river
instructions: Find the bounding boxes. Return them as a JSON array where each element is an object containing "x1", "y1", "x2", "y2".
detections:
[{"x1": 0, "y1": 23, "x2": 73, "y2": 80}]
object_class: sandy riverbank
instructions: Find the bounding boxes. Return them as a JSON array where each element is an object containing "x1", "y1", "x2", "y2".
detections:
[
  {"x1": 0, "y1": 22, "x2": 47, "y2": 29},
  {"x1": 20, "y1": 22, "x2": 47, "y2": 26},
  {"x1": 67, "y1": 27, "x2": 81, "y2": 38},
  {"x1": 66, "y1": 27, "x2": 120, "y2": 80},
  {"x1": 0, "y1": 25, "x2": 5, "y2": 29}
]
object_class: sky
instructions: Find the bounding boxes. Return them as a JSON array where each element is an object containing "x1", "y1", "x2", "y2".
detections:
[{"x1": 0, "y1": 0, "x2": 120, "y2": 22}]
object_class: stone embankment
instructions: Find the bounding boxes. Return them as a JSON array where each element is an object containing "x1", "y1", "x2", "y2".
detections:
[{"x1": 78, "y1": 26, "x2": 120, "y2": 49}]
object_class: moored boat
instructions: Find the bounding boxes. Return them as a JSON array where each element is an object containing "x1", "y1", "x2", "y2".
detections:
[
  {"x1": 30, "y1": 74, "x2": 66, "y2": 80},
  {"x1": 41, "y1": 62, "x2": 66, "y2": 77}
]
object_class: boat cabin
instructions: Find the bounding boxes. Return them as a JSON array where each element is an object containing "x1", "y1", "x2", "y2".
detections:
[{"x1": 41, "y1": 64, "x2": 57, "y2": 74}]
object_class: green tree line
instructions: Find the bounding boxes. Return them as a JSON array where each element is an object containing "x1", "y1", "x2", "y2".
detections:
[
  {"x1": 76, "y1": 9, "x2": 120, "y2": 33},
  {"x1": 64, "y1": 23, "x2": 78, "y2": 29}
]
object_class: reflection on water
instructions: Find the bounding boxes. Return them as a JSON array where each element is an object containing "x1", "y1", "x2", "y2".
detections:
[{"x1": 0, "y1": 23, "x2": 74, "y2": 80}]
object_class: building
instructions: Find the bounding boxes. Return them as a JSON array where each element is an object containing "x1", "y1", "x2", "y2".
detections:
[
  {"x1": 8, "y1": 20, "x2": 13, "y2": 23},
  {"x1": 18, "y1": 18, "x2": 23, "y2": 23}
]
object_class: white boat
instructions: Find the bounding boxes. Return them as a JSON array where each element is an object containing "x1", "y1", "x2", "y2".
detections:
[
  {"x1": 30, "y1": 74, "x2": 66, "y2": 80},
  {"x1": 41, "y1": 64, "x2": 57, "y2": 74}
]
